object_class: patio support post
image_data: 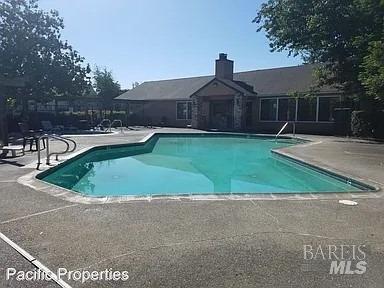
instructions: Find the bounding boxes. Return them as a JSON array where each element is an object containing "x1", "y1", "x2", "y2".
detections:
[
  {"x1": 233, "y1": 93, "x2": 244, "y2": 130},
  {"x1": 191, "y1": 95, "x2": 202, "y2": 129}
]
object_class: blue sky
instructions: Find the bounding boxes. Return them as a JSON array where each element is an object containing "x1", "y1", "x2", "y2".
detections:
[{"x1": 39, "y1": 0, "x2": 302, "y2": 89}]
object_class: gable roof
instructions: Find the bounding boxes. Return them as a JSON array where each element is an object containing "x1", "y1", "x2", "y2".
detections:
[
  {"x1": 191, "y1": 77, "x2": 257, "y2": 97},
  {"x1": 116, "y1": 75, "x2": 213, "y2": 101},
  {"x1": 116, "y1": 64, "x2": 339, "y2": 101}
]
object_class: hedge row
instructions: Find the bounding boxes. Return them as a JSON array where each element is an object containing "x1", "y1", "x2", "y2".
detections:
[{"x1": 351, "y1": 110, "x2": 384, "y2": 139}]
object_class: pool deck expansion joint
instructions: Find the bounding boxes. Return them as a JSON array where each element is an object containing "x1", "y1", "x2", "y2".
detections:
[{"x1": 0, "y1": 232, "x2": 71, "y2": 288}]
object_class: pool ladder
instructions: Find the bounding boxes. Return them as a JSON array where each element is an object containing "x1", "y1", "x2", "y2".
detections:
[
  {"x1": 36, "y1": 134, "x2": 77, "y2": 170},
  {"x1": 99, "y1": 119, "x2": 123, "y2": 133},
  {"x1": 275, "y1": 122, "x2": 296, "y2": 140}
]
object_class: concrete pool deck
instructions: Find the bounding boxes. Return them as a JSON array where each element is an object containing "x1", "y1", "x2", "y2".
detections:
[{"x1": 0, "y1": 128, "x2": 383, "y2": 287}]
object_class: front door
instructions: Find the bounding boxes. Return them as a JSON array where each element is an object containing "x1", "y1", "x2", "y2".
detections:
[{"x1": 209, "y1": 100, "x2": 233, "y2": 130}]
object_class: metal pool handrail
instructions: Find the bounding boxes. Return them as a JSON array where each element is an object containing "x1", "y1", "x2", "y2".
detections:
[
  {"x1": 275, "y1": 122, "x2": 296, "y2": 140},
  {"x1": 37, "y1": 134, "x2": 77, "y2": 170},
  {"x1": 99, "y1": 119, "x2": 111, "y2": 130},
  {"x1": 109, "y1": 119, "x2": 123, "y2": 133},
  {"x1": 275, "y1": 122, "x2": 288, "y2": 140}
]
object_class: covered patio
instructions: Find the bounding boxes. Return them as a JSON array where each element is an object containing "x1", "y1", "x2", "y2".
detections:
[{"x1": 190, "y1": 77, "x2": 256, "y2": 131}]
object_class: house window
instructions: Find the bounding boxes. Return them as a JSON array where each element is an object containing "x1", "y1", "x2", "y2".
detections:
[
  {"x1": 278, "y1": 98, "x2": 296, "y2": 121},
  {"x1": 260, "y1": 98, "x2": 277, "y2": 121},
  {"x1": 297, "y1": 98, "x2": 317, "y2": 121},
  {"x1": 318, "y1": 97, "x2": 339, "y2": 122},
  {"x1": 258, "y1": 96, "x2": 340, "y2": 123},
  {"x1": 176, "y1": 101, "x2": 192, "y2": 120}
]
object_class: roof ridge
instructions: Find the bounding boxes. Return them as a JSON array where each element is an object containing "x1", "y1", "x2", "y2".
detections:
[
  {"x1": 144, "y1": 74, "x2": 213, "y2": 84},
  {"x1": 140, "y1": 64, "x2": 316, "y2": 84},
  {"x1": 234, "y1": 63, "x2": 316, "y2": 75}
]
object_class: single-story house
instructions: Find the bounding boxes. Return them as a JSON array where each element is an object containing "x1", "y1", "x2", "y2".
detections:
[{"x1": 116, "y1": 54, "x2": 346, "y2": 134}]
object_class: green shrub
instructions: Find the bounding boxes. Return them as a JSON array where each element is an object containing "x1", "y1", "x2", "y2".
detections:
[
  {"x1": 351, "y1": 111, "x2": 374, "y2": 137},
  {"x1": 373, "y1": 111, "x2": 384, "y2": 139},
  {"x1": 351, "y1": 110, "x2": 384, "y2": 138}
]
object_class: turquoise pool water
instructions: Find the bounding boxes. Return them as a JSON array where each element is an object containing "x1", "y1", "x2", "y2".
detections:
[{"x1": 40, "y1": 134, "x2": 366, "y2": 196}]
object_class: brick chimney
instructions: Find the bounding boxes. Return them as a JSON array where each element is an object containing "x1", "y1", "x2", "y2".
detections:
[{"x1": 215, "y1": 53, "x2": 234, "y2": 80}]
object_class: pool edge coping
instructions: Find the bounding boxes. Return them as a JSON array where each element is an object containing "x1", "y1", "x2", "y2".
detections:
[{"x1": 17, "y1": 132, "x2": 383, "y2": 204}]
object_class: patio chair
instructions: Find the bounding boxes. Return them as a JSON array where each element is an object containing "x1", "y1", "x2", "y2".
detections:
[{"x1": 18, "y1": 122, "x2": 45, "y2": 151}]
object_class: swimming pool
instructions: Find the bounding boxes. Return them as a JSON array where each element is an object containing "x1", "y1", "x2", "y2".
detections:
[{"x1": 38, "y1": 134, "x2": 370, "y2": 197}]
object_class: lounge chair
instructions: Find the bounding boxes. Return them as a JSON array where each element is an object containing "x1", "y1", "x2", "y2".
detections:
[
  {"x1": 18, "y1": 122, "x2": 45, "y2": 151},
  {"x1": 0, "y1": 144, "x2": 25, "y2": 157}
]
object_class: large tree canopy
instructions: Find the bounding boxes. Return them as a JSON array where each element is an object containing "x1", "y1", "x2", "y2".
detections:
[
  {"x1": 0, "y1": 0, "x2": 91, "y2": 106},
  {"x1": 254, "y1": 0, "x2": 384, "y2": 103},
  {"x1": 93, "y1": 66, "x2": 121, "y2": 112}
]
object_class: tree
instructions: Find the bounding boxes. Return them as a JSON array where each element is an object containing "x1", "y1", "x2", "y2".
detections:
[
  {"x1": 359, "y1": 40, "x2": 384, "y2": 99},
  {"x1": 0, "y1": 0, "x2": 91, "y2": 112},
  {"x1": 254, "y1": 0, "x2": 384, "y2": 104},
  {"x1": 0, "y1": 77, "x2": 27, "y2": 146},
  {"x1": 132, "y1": 81, "x2": 140, "y2": 89},
  {"x1": 93, "y1": 66, "x2": 121, "y2": 114}
]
